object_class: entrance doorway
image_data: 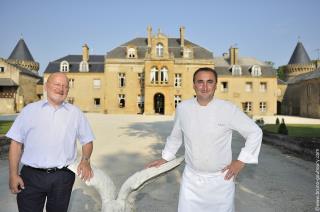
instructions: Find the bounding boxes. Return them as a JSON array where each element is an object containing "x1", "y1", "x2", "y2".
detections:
[{"x1": 154, "y1": 93, "x2": 165, "y2": 114}]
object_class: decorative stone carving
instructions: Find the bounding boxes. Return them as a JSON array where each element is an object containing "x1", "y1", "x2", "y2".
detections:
[{"x1": 68, "y1": 156, "x2": 184, "y2": 212}]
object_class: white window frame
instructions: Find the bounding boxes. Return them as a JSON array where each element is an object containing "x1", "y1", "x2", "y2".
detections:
[
  {"x1": 128, "y1": 48, "x2": 136, "y2": 58},
  {"x1": 150, "y1": 67, "x2": 158, "y2": 84},
  {"x1": 260, "y1": 102, "x2": 267, "y2": 112},
  {"x1": 183, "y1": 48, "x2": 192, "y2": 58},
  {"x1": 118, "y1": 94, "x2": 125, "y2": 108},
  {"x1": 60, "y1": 61, "x2": 69, "y2": 72},
  {"x1": 242, "y1": 102, "x2": 252, "y2": 112},
  {"x1": 79, "y1": 61, "x2": 89, "y2": 72},
  {"x1": 231, "y1": 65, "x2": 242, "y2": 76},
  {"x1": 251, "y1": 65, "x2": 261, "y2": 76},
  {"x1": 260, "y1": 82, "x2": 267, "y2": 92},
  {"x1": 245, "y1": 82, "x2": 253, "y2": 92},
  {"x1": 118, "y1": 73, "x2": 126, "y2": 87},
  {"x1": 174, "y1": 95, "x2": 182, "y2": 108},
  {"x1": 93, "y1": 79, "x2": 101, "y2": 89},
  {"x1": 174, "y1": 73, "x2": 182, "y2": 87},
  {"x1": 69, "y1": 78, "x2": 75, "y2": 88},
  {"x1": 156, "y1": 43, "x2": 164, "y2": 57},
  {"x1": 160, "y1": 67, "x2": 168, "y2": 84}
]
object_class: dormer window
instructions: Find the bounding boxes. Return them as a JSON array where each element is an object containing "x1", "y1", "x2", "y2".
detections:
[
  {"x1": 79, "y1": 61, "x2": 89, "y2": 72},
  {"x1": 183, "y1": 47, "x2": 193, "y2": 58},
  {"x1": 60, "y1": 61, "x2": 69, "y2": 72},
  {"x1": 231, "y1": 65, "x2": 242, "y2": 76},
  {"x1": 251, "y1": 65, "x2": 261, "y2": 76},
  {"x1": 156, "y1": 43, "x2": 164, "y2": 57},
  {"x1": 127, "y1": 48, "x2": 137, "y2": 58}
]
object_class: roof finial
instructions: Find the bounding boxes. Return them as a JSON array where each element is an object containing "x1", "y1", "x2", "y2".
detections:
[
  {"x1": 20, "y1": 33, "x2": 23, "y2": 39},
  {"x1": 298, "y1": 36, "x2": 301, "y2": 42}
]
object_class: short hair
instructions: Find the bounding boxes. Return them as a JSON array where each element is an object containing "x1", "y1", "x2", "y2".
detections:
[{"x1": 193, "y1": 67, "x2": 218, "y2": 83}]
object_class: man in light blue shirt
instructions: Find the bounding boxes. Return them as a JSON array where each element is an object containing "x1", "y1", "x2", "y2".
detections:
[{"x1": 7, "y1": 72, "x2": 95, "y2": 212}]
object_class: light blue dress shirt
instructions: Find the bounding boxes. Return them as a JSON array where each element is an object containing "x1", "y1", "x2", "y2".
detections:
[{"x1": 6, "y1": 100, "x2": 95, "y2": 168}]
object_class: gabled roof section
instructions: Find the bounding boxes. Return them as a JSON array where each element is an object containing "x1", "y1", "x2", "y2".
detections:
[
  {"x1": 213, "y1": 56, "x2": 275, "y2": 77},
  {"x1": 287, "y1": 68, "x2": 320, "y2": 84},
  {"x1": 106, "y1": 37, "x2": 213, "y2": 59},
  {"x1": 8, "y1": 38, "x2": 35, "y2": 62},
  {"x1": 288, "y1": 42, "x2": 311, "y2": 65},
  {"x1": 44, "y1": 55, "x2": 105, "y2": 73}
]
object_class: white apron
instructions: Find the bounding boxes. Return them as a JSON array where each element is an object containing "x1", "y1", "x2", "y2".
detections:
[{"x1": 178, "y1": 166, "x2": 235, "y2": 212}]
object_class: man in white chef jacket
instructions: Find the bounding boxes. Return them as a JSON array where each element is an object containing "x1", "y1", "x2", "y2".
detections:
[{"x1": 146, "y1": 67, "x2": 262, "y2": 212}]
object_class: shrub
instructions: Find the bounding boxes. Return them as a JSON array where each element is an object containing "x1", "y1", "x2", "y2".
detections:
[
  {"x1": 275, "y1": 117, "x2": 280, "y2": 125},
  {"x1": 278, "y1": 118, "x2": 288, "y2": 135}
]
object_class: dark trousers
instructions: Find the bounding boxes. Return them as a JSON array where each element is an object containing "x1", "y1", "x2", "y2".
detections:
[{"x1": 17, "y1": 165, "x2": 75, "y2": 212}]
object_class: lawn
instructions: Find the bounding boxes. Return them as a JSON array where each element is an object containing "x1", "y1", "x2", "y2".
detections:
[
  {"x1": 0, "y1": 121, "x2": 13, "y2": 135},
  {"x1": 263, "y1": 124, "x2": 320, "y2": 137}
]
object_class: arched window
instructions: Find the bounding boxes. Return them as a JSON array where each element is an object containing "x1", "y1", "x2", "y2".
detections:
[
  {"x1": 156, "y1": 43, "x2": 164, "y2": 57},
  {"x1": 160, "y1": 67, "x2": 168, "y2": 83},
  {"x1": 60, "y1": 61, "x2": 69, "y2": 72},
  {"x1": 150, "y1": 67, "x2": 159, "y2": 83},
  {"x1": 128, "y1": 48, "x2": 136, "y2": 58},
  {"x1": 231, "y1": 65, "x2": 242, "y2": 76},
  {"x1": 251, "y1": 65, "x2": 261, "y2": 76},
  {"x1": 79, "y1": 61, "x2": 89, "y2": 72}
]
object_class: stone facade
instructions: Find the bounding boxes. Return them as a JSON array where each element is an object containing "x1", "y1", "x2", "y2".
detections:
[
  {"x1": 280, "y1": 41, "x2": 320, "y2": 118},
  {"x1": 0, "y1": 39, "x2": 42, "y2": 114},
  {"x1": 44, "y1": 26, "x2": 277, "y2": 116}
]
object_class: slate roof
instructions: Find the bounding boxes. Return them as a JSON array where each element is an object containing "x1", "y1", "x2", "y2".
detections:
[
  {"x1": 213, "y1": 57, "x2": 276, "y2": 77},
  {"x1": 288, "y1": 42, "x2": 311, "y2": 65},
  {"x1": 8, "y1": 38, "x2": 35, "y2": 62},
  {"x1": 44, "y1": 55, "x2": 105, "y2": 73},
  {"x1": 287, "y1": 68, "x2": 320, "y2": 84},
  {"x1": 106, "y1": 37, "x2": 213, "y2": 59},
  {"x1": 0, "y1": 78, "x2": 18, "y2": 86}
]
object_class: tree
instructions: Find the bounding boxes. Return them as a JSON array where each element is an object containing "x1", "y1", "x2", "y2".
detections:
[
  {"x1": 277, "y1": 66, "x2": 286, "y2": 81},
  {"x1": 275, "y1": 117, "x2": 280, "y2": 125},
  {"x1": 265, "y1": 61, "x2": 275, "y2": 68}
]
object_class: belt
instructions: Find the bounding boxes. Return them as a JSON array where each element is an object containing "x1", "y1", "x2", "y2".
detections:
[{"x1": 24, "y1": 165, "x2": 70, "y2": 173}]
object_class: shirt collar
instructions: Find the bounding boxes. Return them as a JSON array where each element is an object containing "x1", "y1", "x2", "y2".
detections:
[
  {"x1": 194, "y1": 96, "x2": 215, "y2": 107},
  {"x1": 41, "y1": 99, "x2": 69, "y2": 110}
]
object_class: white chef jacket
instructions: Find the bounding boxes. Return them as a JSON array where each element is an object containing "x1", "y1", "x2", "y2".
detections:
[
  {"x1": 162, "y1": 97, "x2": 262, "y2": 212},
  {"x1": 162, "y1": 97, "x2": 262, "y2": 173}
]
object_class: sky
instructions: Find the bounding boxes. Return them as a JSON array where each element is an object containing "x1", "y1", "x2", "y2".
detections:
[{"x1": 1, "y1": 0, "x2": 319, "y2": 75}]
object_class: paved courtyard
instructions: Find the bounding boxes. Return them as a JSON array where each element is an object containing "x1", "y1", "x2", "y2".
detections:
[{"x1": 0, "y1": 113, "x2": 315, "y2": 212}]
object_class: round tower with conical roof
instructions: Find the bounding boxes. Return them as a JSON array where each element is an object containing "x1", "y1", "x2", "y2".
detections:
[
  {"x1": 6, "y1": 38, "x2": 39, "y2": 72},
  {"x1": 284, "y1": 41, "x2": 315, "y2": 80}
]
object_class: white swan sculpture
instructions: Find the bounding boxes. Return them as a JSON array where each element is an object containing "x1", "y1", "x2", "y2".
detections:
[{"x1": 68, "y1": 156, "x2": 184, "y2": 212}]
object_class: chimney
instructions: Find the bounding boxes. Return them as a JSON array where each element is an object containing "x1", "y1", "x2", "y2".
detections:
[
  {"x1": 82, "y1": 44, "x2": 89, "y2": 62},
  {"x1": 147, "y1": 25, "x2": 152, "y2": 49},
  {"x1": 229, "y1": 47, "x2": 238, "y2": 65},
  {"x1": 180, "y1": 26, "x2": 185, "y2": 49}
]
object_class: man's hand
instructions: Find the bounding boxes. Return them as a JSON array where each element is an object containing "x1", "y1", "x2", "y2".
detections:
[
  {"x1": 9, "y1": 174, "x2": 25, "y2": 194},
  {"x1": 145, "y1": 159, "x2": 168, "y2": 168},
  {"x1": 77, "y1": 160, "x2": 93, "y2": 182},
  {"x1": 222, "y1": 160, "x2": 245, "y2": 181}
]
